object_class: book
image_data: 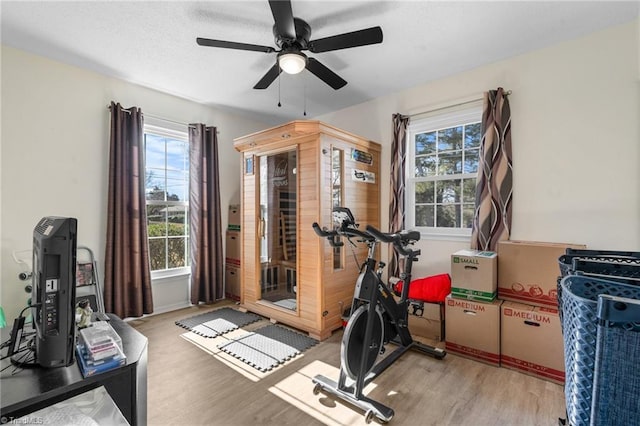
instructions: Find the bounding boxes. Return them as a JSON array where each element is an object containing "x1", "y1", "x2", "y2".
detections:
[
  {"x1": 76, "y1": 344, "x2": 126, "y2": 377},
  {"x1": 79, "y1": 321, "x2": 123, "y2": 351},
  {"x1": 88, "y1": 342, "x2": 119, "y2": 361},
  {"x1": 76, "y1": 262, "x2": 94, "y2": 286}
]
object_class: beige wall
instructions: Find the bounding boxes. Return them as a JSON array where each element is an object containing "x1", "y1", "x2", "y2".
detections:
[
  {"x1": 315, "y1": 19, "x2": 640, "y2": 279},
  {"x1": 1, "y1": 19, "x2": 638, "y2": 319},
  {"x1": 0, "y1": 46, "x2": 269, "y2": 320}
]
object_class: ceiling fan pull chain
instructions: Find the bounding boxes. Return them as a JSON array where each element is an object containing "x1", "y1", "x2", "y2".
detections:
[
  {"x1": 303, "y1": 73, "x2": 307, "y2": 116},
  {"x1": 277, "y1": 67, "x2": 282, "y2": 107}
]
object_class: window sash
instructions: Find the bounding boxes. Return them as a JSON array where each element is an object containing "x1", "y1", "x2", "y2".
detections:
[
  {"x1": 409, "y1": 174, "x2": 477, "y2": 227},
  {"x1": 144, "y1": 125, "x2": 190, "y2": 274},
  {"x1": 406, "y1": 101, "x2": 482, "y2": 238}
]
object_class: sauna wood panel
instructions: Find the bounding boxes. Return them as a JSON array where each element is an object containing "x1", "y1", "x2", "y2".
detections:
[{"x1": 234, "y1": 121, "x2": 380, "y2": 340}]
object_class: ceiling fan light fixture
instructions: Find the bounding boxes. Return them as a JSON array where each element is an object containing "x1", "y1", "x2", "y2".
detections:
[{"x1": 278, "y1": 52, "x2": 307, "y2": 74}]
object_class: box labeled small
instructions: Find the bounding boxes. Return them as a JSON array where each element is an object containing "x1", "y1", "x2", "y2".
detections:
[
  {"x1": 228, "y1": 204, "x2": 241, "y2": 230},
  {"x1": 450, "y1": 250, "x2": 497, "y2": 302}
]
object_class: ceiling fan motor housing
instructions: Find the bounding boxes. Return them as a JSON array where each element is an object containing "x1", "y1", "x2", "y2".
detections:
[{"x1": 274, "y1": 17, "x2": 311, "y2": 50}]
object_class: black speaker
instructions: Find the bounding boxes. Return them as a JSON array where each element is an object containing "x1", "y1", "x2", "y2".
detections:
[{"x1": 32, "y1": 217, "x2": 77, "y2": 368}]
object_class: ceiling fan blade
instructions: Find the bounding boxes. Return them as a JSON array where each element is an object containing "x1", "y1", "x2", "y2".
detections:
[
  {"x1": 306, "y1": 58, "x2": 347, "y2": 90},
  {"x1": 269, "y1": 0, "x2": 296, "y2": 40},
  {"x1": 253, "y1": 63, "x2": 282, "y2": 89},
  {"x1": 308, "y1": 26, "x2": 383, "y2": 53},
  {"x1": 197, "y1": 37, "x2": 275, "y2": 53}
]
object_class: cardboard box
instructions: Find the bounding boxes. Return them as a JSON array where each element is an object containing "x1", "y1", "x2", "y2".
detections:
[
  {"x1": 225, "y1": 264, "x2": 240, "y2": 301},
  {"x1": 500, "y1": 301, "x2": 564, "y2": 384},
  {"x1": 498, "y1": 240, "x2": 585, "y2": 307},
  {"x1": 407, "y1": 301, "x2": 444, "y2": 342},
  {"x1": 445, "y1": 295, "x2": 502, "y2": 366},
  {"x1": 228, "y1": 204, "x2": 240, "y2": 231},
  {"x1": 225, "y1": 230, "x2": 240, "y2": 267},
  {"x1": 450, "y1": 250, "x2": 497, "y2": 302}
]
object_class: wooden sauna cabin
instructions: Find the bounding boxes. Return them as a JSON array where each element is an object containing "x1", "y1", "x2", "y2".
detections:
[{"x1": 233, "y1": 120, "x2": 381, "y2": 340}]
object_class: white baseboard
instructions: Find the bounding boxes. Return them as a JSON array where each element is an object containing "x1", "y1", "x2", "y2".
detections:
[{"x1": 151, "y1": 301, "x2": 192, "y2": 315}]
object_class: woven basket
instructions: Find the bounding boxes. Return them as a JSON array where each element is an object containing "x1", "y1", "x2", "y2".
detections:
[
  {"x1": 559, "y1": 275, "x2": 640, "y2": 426},
  {"x1": 590, "y1": 294, "x2": 640, "y2": 425},
  {"x1": 558, "y1": 249, "x2": 640, "y2": 279}
]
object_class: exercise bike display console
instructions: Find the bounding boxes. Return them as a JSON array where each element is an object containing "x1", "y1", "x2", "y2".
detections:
[{"x1": 311, "y1": 208, "x2": 445, "y2": 423}]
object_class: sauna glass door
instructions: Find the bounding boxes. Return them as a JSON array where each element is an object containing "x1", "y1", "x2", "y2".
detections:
[{"x1": 258, "y1": 149, "x2": 297, "y2": 311}]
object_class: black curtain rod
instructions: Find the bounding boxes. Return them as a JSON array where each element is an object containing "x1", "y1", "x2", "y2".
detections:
[
  {"x1": 107, "y1": 105, "x2": 219, "y2": 131},
  {"x1": 408, "y1": 89, "x2": 512, "y2": 119}
]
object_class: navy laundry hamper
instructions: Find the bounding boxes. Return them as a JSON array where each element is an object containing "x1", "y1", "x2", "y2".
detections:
[
  {"x1": 559, "y1": 254, "x2": 640, "y2": 282},
  {"x1": 590, "y1": 294, "x2": 640, "y2": 425},
  {"x1": 559, "y1": 275, "x2": 640, "y2": 426}
]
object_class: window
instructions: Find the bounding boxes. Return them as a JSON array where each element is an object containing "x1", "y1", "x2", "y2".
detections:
[
  {"x1": 144, "y1": 124, "x2": 190, "y2": 273},
  {"x1": 406, "y1": 102, "x2": 482, "y2": 239},
  {"x1": 332, "y1": 147, "x2": 344, "y2": 270}
]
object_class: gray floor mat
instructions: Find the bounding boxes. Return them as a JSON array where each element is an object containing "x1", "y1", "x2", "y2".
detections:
[
  {"x1": 175, "y1": 307, "x2": 262, "y2": 338},
  {"x1": 253, "y1": 324, "x2": 318, "y2": 352},
  {"x1": 190, "y1": 318, "x2": 239, "y2": 338},
  {"x1": 217, "y1": 324, "x2": 318, "y2": 372}
]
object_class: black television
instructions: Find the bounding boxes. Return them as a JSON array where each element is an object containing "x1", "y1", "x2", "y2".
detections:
[{"x1": 31, "y1": 216, "x2": 77, "y2": 367}]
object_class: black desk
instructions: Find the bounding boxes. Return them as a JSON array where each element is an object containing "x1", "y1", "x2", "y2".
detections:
[{"x1": 1, "y1": 314, "x2": 147, "y2": 425}]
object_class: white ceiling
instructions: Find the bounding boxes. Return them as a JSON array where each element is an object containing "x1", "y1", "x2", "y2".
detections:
[{"x1": 2, "y1": 1, "x2": 638, "y2": 125}]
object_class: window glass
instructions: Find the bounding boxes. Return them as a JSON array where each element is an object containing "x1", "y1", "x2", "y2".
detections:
[
  {"x1": 332, "y1": 148, "x2": 344, "y2": 270},
  {"x1": 144, "y1": 128, "x2": 190, "y2": 272},
  {"x1": 406, "y1": 102, "x2": 482, "y2": 238}
]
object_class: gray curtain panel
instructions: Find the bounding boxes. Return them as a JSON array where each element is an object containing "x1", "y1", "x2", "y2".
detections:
[
  {"x1": 471, "y1": 88, "x2": 513, "y2": 251},
  {"x1": 189, "y1": 124, "x2": 224, "y2": 304},
  {"x1": 104, "y1": 101, "x2": 154, "y2": 318},
  {"x1": 389, "y1": 113, "x2": 409, "y2": 278}
]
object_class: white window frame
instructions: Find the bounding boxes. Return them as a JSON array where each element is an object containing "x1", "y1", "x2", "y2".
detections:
[
  {"x1": 144, "y1": 122, "x2": 190, "y2": 279},
  {"x1": 406, "y1": 101, "x2": 482, "y2": 241}
]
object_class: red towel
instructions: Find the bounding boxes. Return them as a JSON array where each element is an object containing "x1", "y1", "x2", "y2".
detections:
[{"x1": 393, "y1": 273, "x2": 451, "y2": 303}]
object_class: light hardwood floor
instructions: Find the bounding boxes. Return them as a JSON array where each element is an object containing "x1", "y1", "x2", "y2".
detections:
[{"x1": 129, "y1": 302, "x2": 566, "y2": 425}]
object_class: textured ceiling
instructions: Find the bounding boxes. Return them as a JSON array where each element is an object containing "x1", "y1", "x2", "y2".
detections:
[{"x1": 2, "y1": 1, "x2": 638, "y2": 125}]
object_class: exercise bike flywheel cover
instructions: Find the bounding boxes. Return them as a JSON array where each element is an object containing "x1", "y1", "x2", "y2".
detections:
[{"x1": 341, "y1": 304, "x2": 384, "y2": 380}]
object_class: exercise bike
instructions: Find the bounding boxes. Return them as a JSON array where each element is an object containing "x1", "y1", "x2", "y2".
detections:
[{"x1": 311, "y1": 208, "x2": 446, "y2": 424}]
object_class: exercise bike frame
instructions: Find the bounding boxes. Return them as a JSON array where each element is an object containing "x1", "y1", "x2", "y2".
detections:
[{"x1": 311, "y1": 218, "x2": 445, "y2": 423}]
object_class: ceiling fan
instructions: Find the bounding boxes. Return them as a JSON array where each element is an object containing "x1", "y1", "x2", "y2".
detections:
[{"x1": 196, "y1": 0, "x2": 383, "y2": 90}]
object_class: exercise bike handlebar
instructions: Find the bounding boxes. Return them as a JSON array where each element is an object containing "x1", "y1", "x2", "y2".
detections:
[
  {"x1": 312, "y1": 222, "x2": 374, "y2": 247},
  {"x1": 312, "y1": 222, "x2": 419, "y2": 256},
  {"x1": 365, "y1": 224, "x2": 421, "y2": 256},
  {"x1": 312, "y1": 223, "x2": 343, "y2": 247}
]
